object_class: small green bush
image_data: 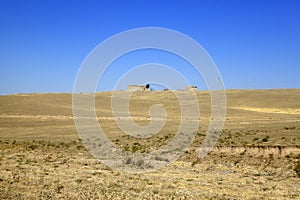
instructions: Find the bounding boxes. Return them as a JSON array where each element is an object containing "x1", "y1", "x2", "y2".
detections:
[
  {"x1": 262, "y1": 136, "x2": 269, "y2": 142},
  {"x1": 294, "y1": 158, "x2": 300, "y2": 177},
  {"x1": 132, "y1": 145, "x2": 139, "y2": 153},
  {"x1": 28, "y1": 144, "x2": 38, "y2": 150},
  {"x1": 191, "y1": 160, "x2": 198, "y2": 167}
]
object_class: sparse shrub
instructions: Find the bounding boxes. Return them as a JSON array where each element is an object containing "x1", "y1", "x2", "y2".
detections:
[
  {"x1": 47, "y1": 142, "x2": 55, "y2": 147},
  {"x1": 136, "y1": 159, "x2": 144, "y2": 167},
  {"x1": 75, "y1": 178, "x2": 83, "y2": 183},
  {"x1": 269, "y1": 153, "x2": 274, "y2": 159},
  {"x1": 132, "y1": 145, "x2": 139, "y2": 153},
  {"x1": 253, "y1": 137, "x2": 259, "y2": 141},
  {"x1": 191, "y1": 160, "x2": 197, "y2": 167},
  {"x1": 124, "y1": 146, "x2": 130, "y2": 151},
  {"x1": 262, "y1": 187, "x2": 269, "y2": 191},
  {"x1": 240, "y1": 150, "x2": 246, "y2": 155},
  {"x1": 28, "y1": 144, "x2": 38, "y2": 150},
  {"x1": 234, "y1": 160, "x2": 240, "y2": 165},
  {"x1": 262, "y1": 136, "x2": 269, "y2": 142},
  {"x1": 147, "y1": 181, "x2": 153, "y2": 185},
  {"x1": 197, "y1": 132, "x2": 205, "y2": 136},
  {"x1": 154, "y1": 156, "x2": 169, "y2": 162},
  {"x1": 125, "y1": 157, "x2": 132, "y2": 164},
  {"x1": 284, "y1": 126, "x2": 296, "y2": 130},
  {"x1": 294, "y1": 159, "x2": 300, "y2": 177},
  {"x1": 153, "y1": 189, "x2": 159, "y2": 194}
]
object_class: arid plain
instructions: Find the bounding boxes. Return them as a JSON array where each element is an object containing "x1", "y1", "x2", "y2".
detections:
[{"x1": 0, "y1": 89, "x2": 299, "y2": 199}]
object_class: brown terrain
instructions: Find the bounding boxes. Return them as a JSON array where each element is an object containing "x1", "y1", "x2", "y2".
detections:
[{"x1": 0, "y1": 89, "x2": 299, "y2": 199}]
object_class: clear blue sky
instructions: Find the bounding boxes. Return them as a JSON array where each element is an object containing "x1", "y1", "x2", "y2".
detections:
[{"x1": 1, "y1": 0, "x2": 300, "y2": 94}]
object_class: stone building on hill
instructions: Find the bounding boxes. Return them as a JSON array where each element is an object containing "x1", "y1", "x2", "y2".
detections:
[
  {"x1": 128, "y1": 84, "x2": 150, "y2": 91},
  {"x1": 185, "y1": 86, "x2": 197, "y2": 91}
]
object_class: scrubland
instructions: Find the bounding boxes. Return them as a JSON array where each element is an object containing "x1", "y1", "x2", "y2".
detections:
[{"x1": 0, "y1": 89, "x2": 299, "y2": 199}]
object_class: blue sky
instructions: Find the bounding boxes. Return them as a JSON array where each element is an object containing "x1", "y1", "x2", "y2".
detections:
[{"x1": 1, "y1": 0, "x2": 300, "y2": 94}]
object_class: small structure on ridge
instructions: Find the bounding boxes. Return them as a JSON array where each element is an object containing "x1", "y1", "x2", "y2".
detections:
[
  {"x1": 128, "y1": 84, "x2": 149, "y2": 91},
  {"x1": 185, "y1": 86, "x2": 197, "y2": 91}
]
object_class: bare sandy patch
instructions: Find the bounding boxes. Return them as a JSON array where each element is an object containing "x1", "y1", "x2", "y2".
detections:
[{"x1": 231, "y1": 107, "x2": 300, "y2": 115}]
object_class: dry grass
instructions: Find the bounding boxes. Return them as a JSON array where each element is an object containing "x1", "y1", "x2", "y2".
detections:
[
  {"x1": 0, "y1": 89, "x2": 300, "y2": 199},
  {"x1": 0, "y1": 140, "x2": 299, "y2": 199}
]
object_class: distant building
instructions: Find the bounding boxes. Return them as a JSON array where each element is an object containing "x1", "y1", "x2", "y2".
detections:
[
  {"x1": 185, "y1": 86, "x2": 197, "y2": 91},
  {"x1": 128, "y1": 85, "x2": 148, "y2": 91}
]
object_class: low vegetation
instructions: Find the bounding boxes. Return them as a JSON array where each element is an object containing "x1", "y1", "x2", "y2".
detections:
[{"x1": 0, "y1": 89, "x2": 299, "y2": 199}]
